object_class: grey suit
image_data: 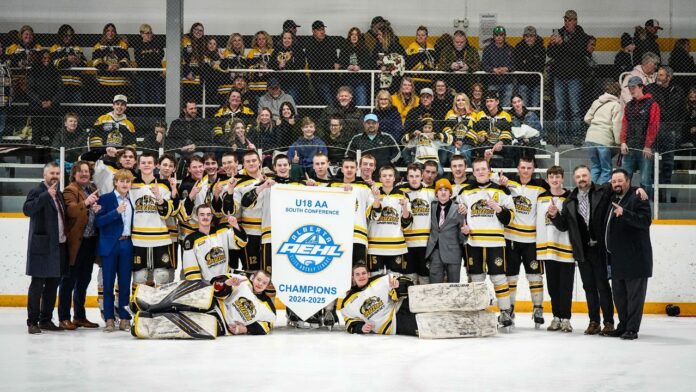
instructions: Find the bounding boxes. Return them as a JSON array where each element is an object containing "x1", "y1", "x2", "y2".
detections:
[{"x1": 425, "y1": 200, "x2": 467, "y2": 283}]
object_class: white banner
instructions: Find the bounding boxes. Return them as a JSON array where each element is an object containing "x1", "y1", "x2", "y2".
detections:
[{"x1": 271, "y1": 184, "x2": 355, "y2": 320}]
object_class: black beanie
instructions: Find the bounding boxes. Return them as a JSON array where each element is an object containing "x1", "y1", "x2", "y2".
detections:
[{"x1": 620, "y1": 32, "x2": 634, "y2": 48}]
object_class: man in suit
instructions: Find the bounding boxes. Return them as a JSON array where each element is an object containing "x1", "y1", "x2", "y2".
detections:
[
  {"x1": 58, "y1": 160, "x2": 100, "y2": 330},
  {"x1": 425, "y1": 178, "x2": 468, "y2": 283},
  {"x1": 604, "y1": 169, "x2": 653, "y2": 340},
  {"x1": 95, "y1": 169, "x2": 135, "y2": 332},
  {"x1": 22, "y1": 162, "x2": 67, "y2": 334}
]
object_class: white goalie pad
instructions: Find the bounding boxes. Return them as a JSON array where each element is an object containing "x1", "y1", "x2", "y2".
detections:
[
  {"x1": 130, "y1": 279, "x2": 215, "y2": 313},
  {"x1": 408, "y1": 282, "x2": 492, "y2": 313},
  {"x1": 132, "y1": 311, "x2": 219, "y2": 340},
  {"x1": 416, "y1": 310, "x2": 498, "y2": 339}
]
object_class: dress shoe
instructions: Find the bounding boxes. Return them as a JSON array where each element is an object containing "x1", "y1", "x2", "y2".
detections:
[
  {"x1": 59, "y1": 320, "x2": 78, "y2": 330},
  {"x1": 600, "y1": 322, "x2": 615, "y2": 336},
  {"x1": 103, "y1": 319, "x2": 115, "y2": 333},
  {"x1": 604, "y1": 329, "x2": 626, "y2": 338},
  {"x1": 73, "y1": 319, "x2": 99, "y2": 328},
  {"x1": 27, "y1": 324, "x2": 41, "y2": 334},
  {"x1": 584, "y1": 321, "x2": 601, "y2": 335},
  {"x1": 38, "y1": 321, "x2": 64, "y2": 331},
  {"x1": 119, "y1": 319, "x2": 130, "y2": 332},
  {"x1": 620, "y1": 331, "x2": 638, "y2": 340}
]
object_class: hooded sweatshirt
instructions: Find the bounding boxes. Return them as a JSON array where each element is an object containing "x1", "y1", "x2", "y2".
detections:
[{"x1": 584, "y1": 93, "x2": 622, "y2": 146}]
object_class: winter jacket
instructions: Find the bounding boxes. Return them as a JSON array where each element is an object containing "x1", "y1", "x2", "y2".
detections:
[
  {"x1": 482, "y1": 42, "x2": 515, "y2": 85},
  {"x1": 584, "y1": 93, "x2": 622, "y2": 146},
  {"x1": 620, "y1": 64, "x2": 657, "y2": 106},
  {"x1": 345, "y1": 132, "x2": 401, "y2": 168},
  {"x1": 547, "y1": 25, "x2": 589, "y2": 80},
  {"x1": 436, "y1": 43, "x2": 481, "y2": 72},
  {"x1": 374, "y1": 106, "x2": 404, "y2": 142},
  {"x1": 614, "y1": 51, "x2": 634, "y2": 78},
  {"x1": 513, "y1": 38, "x2": 546, "y2": 87},
  {"x1": 633, "y1": 30, "x2": 661, "y2": 66},
  {"x1": 318, "y1": 102, "x2": 364, "y2": 136},
  {"x1": 621, "y1": 93, "x2": 660, "y2": 150},
  {"x1": 668, "y1": 48, "x2": 696, "y2": 73}
]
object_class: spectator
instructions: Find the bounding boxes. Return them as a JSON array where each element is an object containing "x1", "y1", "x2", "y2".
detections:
[
  {"x1": 52, "y1": 112, "x2": 88, "y2": 161},
  {"x1": 645, "y1": 66, "x2": 685, "y2": 202},
  {"x1": 322, "y1": 116, "x2": 353, "y2": 165},
  {"x1": 547, "y1": 10, "x2": 590, "y2": 146},
  {"x1": 509, "y1": 94, "x2": 543, "y2": 164},
  {"x1": 92, "y1": 23, "x2": 131, "y2": 102},
  {"x1": 363, "y1": 16, "x2": 387, "y2": 52},
  {"x1": 437, "y1": 30, "x2": 480, "y2": 93},
  {"x1": 473, "y1": 90, "x2": 513, "y2": 167},
  {"x1": 59, "y1": 160, "x2": 100, "y2": 330},
  {"x1": 620, "y1": 76, "x2": 660, "y2": 199},
  {"x1": 248, "y1": 107, "x2": 278, "y2": 161},
  {"x1": 469, "y1": 82, "x2": 485, "y2": 114},
  {"x1": 282, "y1": 20, "x2": 300, "y2": 36},
  {"x1": 581, "y1": 36, "x2": 600, "y2": 114},
  {"x1": 257, "y1": 77, "x2": 297, "y2": 120},
  {"x1": 92, "y1": 94, "x2": 136, "y2": 148},
  {"x1": 133, "y1": 24, "x2": 164, "y2": 104},
  {"x1": 318, "y1": 85, "x2": 364, "y2": 136},
  {"x1": 228, "y1": 118, "x2": 257, "y2": 163},
  {"x1": 213, "y1": 90, "x2": 255, "y2": 140},
  {"x1": 50, "y1": 24, "x2": 87, "y2": 104},
  {"x1": 181, "y1": 22, "x2": 206, "y2": 103},
  {"x1": 167, "y1": 101, "x2": 213, "y2": 152},
  {"x1": 405, "y1": 25, "x2": 438, "y2": 91},
  {"x1": 614, "y1": 33, "x2": 636, "y2": 78},
  {"x1": 514, "y1": 26, "x2": 546, "y2": 109},
  {"x1": 391, "y1": 77, "x2": 419, "y2": 124},
  {"x1": 335, "y1": 27, "x2": 372, "y2": 107},
  {"x1": 270, "y1": 30, "x2": 307, "y2": 102},
  {"x1": 23, "y1": 162, "x2": 66, "y2": 334},
  {"x1": 404, "y1": 87, "x2": 438, "y2": 135},
  {"x1": 621, "y1": 52, "x2": 659, "y2": 106},
  {"x1": 482, "y1": 26, "x2": 514, "y2": 105},
  {"x1": 200, "y1": 37, "x2": 226, "y2": 104},
  {"x1": 275, "y1": 101, "x2": 301, "y2": 148},
  {"x1": 246, "y1": 31, "x2": 274, "y2": 96},
  {"x1": 232, "y1": 74, "x2": 257, "y2": 112},
  {"x1": 27, "y1": 51, "x2": 63, "y2": 146},
  {"x1": 140, "y1": 120, "x2": 167, "y2": 151},
  {"x1": 373, "y1": 89, "x2": 404, "y2": 142},
  {"x1": 305, "y1": 20, "x2": 337, "y2": 105},
  {"x1": 584, "y1": 81, "x2": 623, "y2": 185},
  {"x1": 288, "y1": 117, "x2": 328, "y2": 172},
  {"x1": 5, "y1": 25, "x2": 42, "y2": 101},
  {"x1": 443, "y1": 92, "x2": 475, "y2": 165},
  {"x1": 373, "y1": 24, "x2": 406, "y2": 93},
  {"x1": 217, "y1": 33, "x2": 248, "y2": 103},
  {"x1": 682, "y1": 88, "x2": 696, "y2": 148},
  {"x1": 668, "y1": 39, "x2": 696, "y2": 76},
  {"x1": 432, "y1": 78, "x2": 454, "y2": 121},
  {"x1": 0, "y1": 48, "x2": 10, "y2": 140},
  {"x1": 634, "y1": 19, "x2": 663, "y2": 66},
  {"x1": 346, "y1": 113, "x2": 401, "y2": 168},
  {"x1": 402, "y1": 117, "x2": 449, "y2": 166}
]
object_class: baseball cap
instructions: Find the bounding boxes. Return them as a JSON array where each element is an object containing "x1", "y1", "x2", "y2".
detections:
[
  {"x1": 523, "y1": 26, "x2": 537, "y2": 36},
  {"x1": 564, "y1": 10, "x2": 578, "y2": 20},
  {"x1": 312, "y1": 20, "x2": 326, "y2": 30},
  {"x1": 363, "y1": 113, "x2": 379, "y2": 123},
  {"x1": 493, "y1": 26, "x2": 506, "y2": 35},
  {"x1": 113, "y1": 94, "x2": 127, "y2": 103},
  {"x1": 626, "y1": 76, "x2": 644, "y2": 87},
  {"x1": 484, "y1": 90, "x2": 499, "y2": 100},
  {"x1": 283, "y1": 20, "x2": 300, "y2": 30},
  {"x1": 267, "y1": 77, "x2": 280, "y2": 88},
  {"x1": 419, "y1": 88, "x2": 434, "y2": 96},
  {"x1": 371, "y1": 16, "x2": 386, "y2": 27},
  {"x1": 435, "y1": 178, "x2": 453, "y2": 193},
  {"x1": 645, "y1": 19, "x2": 663, "y2": 30}
]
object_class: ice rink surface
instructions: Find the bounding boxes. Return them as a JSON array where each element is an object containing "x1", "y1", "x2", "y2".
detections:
[{"x1": 1, "y1": 307, "x2": 695, "y2": 392}]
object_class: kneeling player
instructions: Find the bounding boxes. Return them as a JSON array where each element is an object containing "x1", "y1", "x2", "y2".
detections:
[
  {"x1": 342, "y1": 263, "x2": 417, "y2": 336},
  {"x1": 220, "y1": 271, "x2": 276, "y2": 335}
]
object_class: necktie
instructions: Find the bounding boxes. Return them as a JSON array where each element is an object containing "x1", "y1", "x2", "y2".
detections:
[
  {"x1": 579, "y1": 192, "x2": 590, "y2": 226},
  {"x1": 439, "y1": 207, "x2": 446, "y2": 228}
]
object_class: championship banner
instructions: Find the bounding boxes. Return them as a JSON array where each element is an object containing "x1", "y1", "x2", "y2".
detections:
[{"x1": 271, "y1": 184, "x2": 355, "y2": 320}]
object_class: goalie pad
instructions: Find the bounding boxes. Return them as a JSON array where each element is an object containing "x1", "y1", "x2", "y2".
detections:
[
  {"x1": 408, "y1": 282, "x2": 491, "y2": 313},
  {"x1": 131, "y1": 311, "x2": 220, "y2": 340},
  {"x1": 130, "y1": 279, "x2": 215, "y2": 314},
  {"x1": 416, "y1": 310, "x2": 498, "y2": 339}
]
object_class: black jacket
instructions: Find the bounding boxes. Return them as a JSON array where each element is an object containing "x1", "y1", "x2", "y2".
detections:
[
  {"x1": 633, "y1": 31, "x2": 661, "y2": 66},
  {"x1": 23, "y1": 182, "x2": 66, "y2": 278},
  {"x1": 605, "y1": 187, "x2": 653, "y2": 279},
  {"x1": 513, "y1": 37, "x2": 546, "y2": 86},
  {"x1": 345, "y1": 131, "x2": 401, "y2": 168},
  {"x1": 547, "y1": 25, "x2": 589, "y2": 80}
]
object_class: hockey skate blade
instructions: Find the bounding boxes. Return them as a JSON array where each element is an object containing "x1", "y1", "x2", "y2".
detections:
[
  {"x1": 416, "y1": 310, "x2": 497, "y2": 339},
  {"x1": 408, "y1": 282, "x2": 491, "y2": 313}
]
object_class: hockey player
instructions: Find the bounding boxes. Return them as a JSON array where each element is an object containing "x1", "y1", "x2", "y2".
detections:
[
  {"x1": 497, "y1": 156, "x2": 548, "y2": 327},
  {"x1": 220, "y1": 271, "x2": 276, "y2": 335},
  {"x1": 342, "y1": 263, "x2": 417, "y2": 336},
  {"x1": 449, "y1": 155, "x2": 470, "y2": 196},
  {"x1": 130, "y1": 152, "x2": 177, "y2": 289},
  {"x1": 422, "y1": 160, "x2": 439, "y2": 188},
  {"x1": 304, "y1": 153, "x2": 332, "y2": 185},
  {"x1": 232, "y1": 150, "x2": 266, "y2": 270},
  {"x1": 178, "y1": 156, "x2": 210, "y2": 240},
  {"x1": 400, "y1": 164, "x2": 436, "y2": 283},
  {"x1": 212, "y1": 152, "x2": 241, "y2": 268},
  {"x1": 536, "y1": 166, "x2": 574, "y2": 332},
  {"x1": 358, "y1": 153, "x2": 378, "y2": 187},
  {"x1": 367, "y1": 165, "x2": 413, "y2": 276},
  {"x1": 92, "y1": 95, "x2": 137, "y2": 148},
  {"x1": 457, "y1": 157, "x2": 516, "y2": 329},
  {"x1": 181, "y1": 205, "x2": 248, "y2": 281},
  {"x1": 157, "y1": 154, "x2": 180, "y2": 250}
]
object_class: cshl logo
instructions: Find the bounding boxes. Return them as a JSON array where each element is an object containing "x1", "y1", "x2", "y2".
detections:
[{"x1": 278, "y1": 225, "x2": 344, "y2": 273}]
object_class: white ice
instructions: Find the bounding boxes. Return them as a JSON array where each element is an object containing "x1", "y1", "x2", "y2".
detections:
[{"x1": 1, "y1": 307, "x2": 695, "y2": 392}]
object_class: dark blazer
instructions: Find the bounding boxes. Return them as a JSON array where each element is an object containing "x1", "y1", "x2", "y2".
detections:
[
  {"x1": 605, "y1": 187, "x2": 653, "y2": 279},
  {"x1": 94, "y1": 191, "x2": 132, "y2": 257},
  {"x1": 64, "y1": 182, "x2": 97, "y2": 265},
  {"x1": 551, "y1": 182, "x2": 612, "y2": 263},
  {"x1": 22, "y1": 182, "x2": 65, "y2": 277},
  {"x1": 425, "y1": 201, "x2": 467, "y2": 264}
]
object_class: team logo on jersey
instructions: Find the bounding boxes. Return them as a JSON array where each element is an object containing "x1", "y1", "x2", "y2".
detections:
[
  {"x1": 378, "y1": 206, "x2": 400, "y2": 224},
  {"x1": 470, "y1": 199, "x2": 495, "y2": 217},
  {"x1": 233, "y1": 297, "x2": 256, "y2": 321},
  {"x1": 513, "y1": 196, "x2": 532, "y2": 214},
  {"x1": 205, "y1": 246, "x2": 226, "y2": 266},
  {"x1": 494, "y1": 257, "x2": 504, "y2": 267},
  {"x1": 278, "y1": 225, "x2": 344, "y2": 274},
  {"x1": 530, "y1": 260, "x2": 539, "y2": 270},
  {"x1": 135, "y1": 195, "x2": 158, "y2": 213},
  {"x1": 410, "y1": 198, "x2": 430, "y2": 216},
  {"x1": 360, "y1": 296, "x2": 385, "y2": 319},
  {"x1": 161, "y1": 254, "x2": 170, "y2": 264}
]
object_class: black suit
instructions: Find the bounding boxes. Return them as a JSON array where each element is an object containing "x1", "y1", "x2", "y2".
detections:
[
  {"x1": 551, "y1": 183, "x2": 614, "y2": 325},
  {"x1": 606, "y1": 187, "x2": 653, "y2": 333}
]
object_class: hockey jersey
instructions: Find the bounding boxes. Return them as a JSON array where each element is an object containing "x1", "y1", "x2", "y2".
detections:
[
  {"x1": 457, "y1": 181, "x2": 514, "y2": 247},
  {"x1": 452, "y1": 179, "x2": 471, "y2": 198},
  {"x1": 182, "y1": 227, "x2": 248, "y2": 281},
  {"x1": 401, "y1": 132, "x2": 451, "y2": 164},
  {"x1": 472, "y1": 110, "x2": 513, "y2": 146},
  {"x1": 179, "y1": 175, "x2": 214, "y2": 239},
  {"x1": 235, "y1": 175, "x2": 265, "y2": 236},
  {"x1": 502, "y1": 178, "x2": 548, "y2": 243},
  {"x1": 330, "y1": 180, "x2": 374, "y2": 246},
  {"x1": 216, "y1": 49, "x2": 247, "y2": 97},
  {"x1": 129, "y1": 176, "x2": 175, "y2": 247},
  {"x1": 246, "y1": 48, "x2": 273, "y2": 92},
  {"x1": 49, "y1": 43, "x2": 87, "y2": 87},
  {"x1": 536, "y1": 190, "x2": 574, "y2": 263},
  {"x1": 400, "y1": 185, "x2": 436, "y2": 247},
  {"x1": 342, "y1": 275, "x2": 401, "y2": 335},
  {"x1": 92, "y1": 40, "x2": 130, "y2": 87},
  {"x1": 92, "y1": 113, "x2": 137, "y2": 148},
  {"x1": 222, "y1": 276, "x2": 276, "y2": 335},
  {"x1": 242, "y1": 176, "x2": 301, "y2": 244},
  {"x1": 442, "y1": 110, "x2": 476, "y2": 143},
  {"x1": 368, "y1": 188, "x2": 413, "y2": 256}
]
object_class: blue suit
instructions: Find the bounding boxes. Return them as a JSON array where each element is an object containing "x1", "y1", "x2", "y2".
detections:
[{"x1": 95, "y1": 191, "x2": 133, "y2": 320}]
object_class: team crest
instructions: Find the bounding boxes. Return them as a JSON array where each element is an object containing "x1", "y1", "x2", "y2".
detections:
[
  {"x1": 278, "y1": 225, "x2": 343, "y2": 274},
  {"x1": 234, "y1": 297, "x2": 256, "y2": 321},
  {"x1": 530, "y1": 260, "x2": 539, "y2": 270},
  {"x1": 360, "y1": 296, "x2": 385, "y2": 319},
  {"x1": 410, "y1": 198, "x2": 430, "y2": 215},
  {"x1": 494, "y1": 257, "x2": 504, "y2": 267}
]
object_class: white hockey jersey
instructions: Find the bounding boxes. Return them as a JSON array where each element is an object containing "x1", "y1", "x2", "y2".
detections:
[
  {"x1": 182, "y1": 227, "x2": 248, "y2": 281},
  {"x1": 342, "y1": 275, "x2": 401, "y2": 335},
  {"x1": 222, "y1": 277, "x2": 276, "y2": 335},
  {"x1": 129, "y1": 176, "x2": 174, "y2": 247},
  {"x1": 178, "y1": 175, "x2": 213, "y2": 240},
  {"x1": 457, "y1": 182, "x2": 515, "y2": 248},
  {"x1": 93, "y1": 157, "x2": 120, "y2": 195},
  {"x1": 400, "y1": 185, "x2": 436, "y2": 247},
  {"x1": 503, "y1": 178, "x2": 547, "y2": 243},
  {"x1": 235, "y1": 175, "x2": 264, "y2": 236},
  {"x1": 331, "y1": 180, "x2": 374, "y2": 246},
  {"x1": 368, "y1": 188, "x2": 412, "y2": 256},
  {"x1": 536, "y1": 191, "x2": 574, "y2": 263}
]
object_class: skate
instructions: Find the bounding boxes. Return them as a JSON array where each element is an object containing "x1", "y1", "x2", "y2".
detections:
[
  {"x1": 560, "y1": 319, "x2": 573, "y2": 333},
  {"x1": 510, "y1": 304, "x2": 516, "y2": 320},
  {"x1": 498, "y1": 309, "x2": 514, "y2": 332},
  {"x1": 532, "y1": 306, "x2": 545, "y2": 329},
  {"x1": 547, "y1": 317, "x2": 561, "y2": 331},
  {"x1": 320, "y1": 309, "x2": 338, "y2": 331}
]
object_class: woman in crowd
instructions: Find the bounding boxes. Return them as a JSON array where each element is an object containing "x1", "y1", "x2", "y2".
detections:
[
  {"x1": 373, "y1": 89, "x2": 404, "y2": 142},
  {"x1": 202, "y1": 37, "x2": 224, "y2": 105},
  {"x1": 181, "y1": 22, "x2": 206, "y2": 103},
  {"x1": 50, "y1": 24, "x2": 88, "y2": 104},
  {"x1": 374, "y1": 24, "x2": 406, "y2": 93},
  {"x1": 682, "y1": 87, "x2": 696, "y2": 150},
  {"x1": 132, "y1": 24, "x2": 164, "y2": 104},
  {"x1": 391, "y1": 77, "x2": 419, "y2": 124},
  {"x1": 275, "y1": 101, "x2": 301, "y2": 148},
  {"x1": 270, "y1": 30, "x2": 306, "y2": 102},
  {"x1": 469, "y1": 82, "x2": 485, "y2": 114},
  {"x1": 669, "y1": 39, "x2": 696, "y2": 73},
  {"x1": 217, "y1": 33, "x2": 248, "y2": 104},
  {"x1": 27, "y1": 50, "x2": 63, "y2": 146},
  {"x1": 442, "y1": 92, "x2": 476, "y2": 165},
  {"x1": 246, "y1": 30, "x2": 274, "y2": 96},
  {"x1": 583, "y1": 82, "x2": 622, "y2": 184},
  {"x1": 92, "y1": 23, "x2": 130, "y2": 102},
  {"x1": 248, "y1": 107, "x2": 277, "y2": 166},
  {"x1": 335, "y1": 27, "x2": 373, "y2": 107},
  {"x1": 228, "y1": 118, "x2": 256, "y2": 163},
  {"x1": 509, "y1": 94, "x2": 543, "y2": 164}
]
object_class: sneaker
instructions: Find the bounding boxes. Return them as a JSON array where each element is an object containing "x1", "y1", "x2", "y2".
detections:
[
  {"x1": 547, "y1": 317, "x2": 561, "y2": 331},
  {"x1": 560, "y1": 319, "x2": 573, "y2": 333},
  {"x1": 600, "y1": 322, "x2": 615, "y2": 336},
  {"x1": 584, "y1": 321, "x2": 601, "y2": 335},
  {"x1": 27, "y1": 324, "x2": 41, "y2": 334}
]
